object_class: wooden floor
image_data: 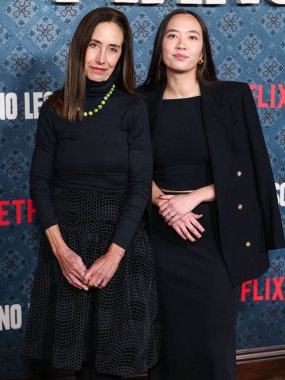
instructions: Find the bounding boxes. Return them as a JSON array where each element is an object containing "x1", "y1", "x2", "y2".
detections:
[
  {"x1": 3, "y1": 374, "x2": 285, "y2": 380},
  {"x1": 4, "y1": 371, "x2": 285, "y2": 380},
  {"x1": 3, "y1": 355, "x2": 285, "y2": 380}
]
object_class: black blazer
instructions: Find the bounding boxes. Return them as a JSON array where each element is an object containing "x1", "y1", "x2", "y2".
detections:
[{"x1": 140, "y1": 81, "x2": 285, "y2": 286}]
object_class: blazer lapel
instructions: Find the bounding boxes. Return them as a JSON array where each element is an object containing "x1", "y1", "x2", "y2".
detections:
[{"x1": 200, "y1": 83, "x2": 235, "y2": 207}]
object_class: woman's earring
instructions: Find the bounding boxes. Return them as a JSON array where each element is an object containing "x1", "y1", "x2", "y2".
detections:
[{"x1": 198, "y1": 58, "x2": 204, "y2": 65}]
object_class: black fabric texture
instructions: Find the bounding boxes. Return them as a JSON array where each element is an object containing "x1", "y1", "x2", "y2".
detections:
[
  {"x1": 24, "y1": 190, "x2": 160, "y2": 376},
  {"x1": 150, "y1": 96, "x2": 239, "y2": 380}
]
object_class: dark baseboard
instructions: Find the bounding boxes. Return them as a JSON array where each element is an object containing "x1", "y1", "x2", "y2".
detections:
[
  {"x1": 236, "y1": 345, "x2": 285, "y2": 380},
  {"x1": 4, "y1": 347, "x2": 285, "y2": 380}
]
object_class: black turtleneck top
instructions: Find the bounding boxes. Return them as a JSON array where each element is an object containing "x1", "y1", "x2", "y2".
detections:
[{"x1": 30, "y1": 78, "x2": 152, "y2": 250}]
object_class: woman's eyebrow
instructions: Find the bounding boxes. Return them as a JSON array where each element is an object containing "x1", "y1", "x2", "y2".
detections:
[
  {"x1": 165, "y1": 28, "x2": 201, "y2": 35},
  {"x1": 89, "y1": 39, "x2": 121, "y2": 48},
  {"x1": 109, "y1": 43, "x2": 122, "y2": 48}
]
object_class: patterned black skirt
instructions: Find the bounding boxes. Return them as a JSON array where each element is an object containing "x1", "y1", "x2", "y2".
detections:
[{"x1": 24, "y1": 189, "x2": 160, "y2": 376}]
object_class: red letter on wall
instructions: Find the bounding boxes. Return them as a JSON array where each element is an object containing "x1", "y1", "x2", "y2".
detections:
[
  {"x1": 27, "y1": 199, "x2": 37, "y2": 223},
  {"x1": 11, "y1": 199, "x2": 25, "y2": 224},
  {"x1": 241, "y1": 280, "x2": 252, "y2": 302},
  {"x1": 0, "y1": 201, "x2": 10, "y2": 226}
]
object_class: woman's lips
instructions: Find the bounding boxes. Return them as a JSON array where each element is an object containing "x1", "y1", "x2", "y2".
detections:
[
  {"x1": 89, "y1": 67, "x2": 107, "y2": 72},
  {"x1": 173, "y1": 54, "x2": 189, "y2": 60}
]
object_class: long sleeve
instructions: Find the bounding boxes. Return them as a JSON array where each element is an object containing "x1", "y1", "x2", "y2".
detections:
[
  {"x1": 112, "y1": 96, "x2": 153, "y2": 250},
  {"x1": 30, "y1": 102, "x2": 58, "y2": 230},
  {"x1": 30, "y1": 91, "x2": 152, "y2": 245},
  {"x1": 242, "y1": 83, "x2": 284, "y2": 249}
]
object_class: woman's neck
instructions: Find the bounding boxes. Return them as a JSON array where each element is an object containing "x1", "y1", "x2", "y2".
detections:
[{"x1": 163, "y1": 72, "x2": 200, "y2": 99}]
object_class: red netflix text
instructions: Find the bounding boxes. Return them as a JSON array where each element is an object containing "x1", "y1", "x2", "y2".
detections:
[
  {"x1": 250, "y1": 84, "x2": 285, "y2": 109},
  {"x1": 241, "y1": 277, "x2": 285, "y2": 302},
  {"x1": 0, "y1": 199, "x2": 36, "y2": 226}
]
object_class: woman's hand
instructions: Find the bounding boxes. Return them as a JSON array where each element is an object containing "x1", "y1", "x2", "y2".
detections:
[
  {"x1": 45, "y1": 224, "x2": 88, "y2": 291},
  {"x1": 56, "y1": 247, "x2": 89, "y2": 291},
  {"x1": 83, "y1": 243, "x2": 125, "y2": 289},
  {"x1": 152, "y1": 181, "x2": 167, "y2": 208},
  {"x1": 159, "y1": 192, "x2": 201, "y2": 224},
  {"x1": 159, "y1": 185, "x2": 215, "y2": 225},
  {"x1": 171, "y1": 212, "x2": 205, "y2": 241}
]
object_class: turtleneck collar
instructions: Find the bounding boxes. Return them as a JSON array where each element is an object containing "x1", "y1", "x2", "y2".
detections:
[{"x1": 86, "y1": 76, "x2": 115, "y2": 96}]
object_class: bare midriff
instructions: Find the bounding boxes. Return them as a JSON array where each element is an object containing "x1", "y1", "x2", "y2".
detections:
[{"x1": 160, "y1": 188, "x2": 193, "y2": 194}]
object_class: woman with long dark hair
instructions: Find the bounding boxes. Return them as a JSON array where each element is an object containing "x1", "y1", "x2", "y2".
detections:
[
  {"x1": 141, "y1": 9, "x2": 284, "y2": 380},
  {"x1": 24, "y1": 7, "x2": 159, "y2": 380}
]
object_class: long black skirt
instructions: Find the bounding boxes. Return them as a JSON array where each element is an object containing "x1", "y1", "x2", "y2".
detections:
[
  {"x1": 150, "y1": 202, "x2": 240, "y2": 380},
  {"x1": 24, "y1": 189, "x2": 160, "y2": 376}
]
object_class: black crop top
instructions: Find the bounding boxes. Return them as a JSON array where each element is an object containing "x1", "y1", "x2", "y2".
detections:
[
  {"x1": 153, "y1": 96, "x2": 213, "y2": 190},
  {"x1": 30, "y1": 78, "x2": 152, "y2": 250}
]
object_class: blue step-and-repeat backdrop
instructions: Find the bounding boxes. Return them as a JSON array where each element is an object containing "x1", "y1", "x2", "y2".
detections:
[{"x1": 0, "y1": 0, "x2": 284, "y2": 378}]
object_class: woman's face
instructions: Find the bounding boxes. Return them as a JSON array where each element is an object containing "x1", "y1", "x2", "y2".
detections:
[
  {"x1": 162, "y1": 14, "x2": 204, "y2": 77},
  {"x1": 85, "y1": 21, "x2": 124, "y2": 82}
]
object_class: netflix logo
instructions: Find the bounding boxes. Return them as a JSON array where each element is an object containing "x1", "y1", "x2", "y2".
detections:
[
  {"x1": 0, "y1": 199, "x2": 36, "y2": 226},
  {"x1": 241, "y1": 277, "x2": 285, "y2": 302},
  {"x1": 249, "y1": 84, "x2": 285, "y2": 109}
]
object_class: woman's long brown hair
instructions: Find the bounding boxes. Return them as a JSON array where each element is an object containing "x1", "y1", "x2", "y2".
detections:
[
  {"x1": 143, "y1": 9, "x2": 217, "y2": 90},
  {"x1": 48, "y1": 7, "x2": 135, "y2": 122}
]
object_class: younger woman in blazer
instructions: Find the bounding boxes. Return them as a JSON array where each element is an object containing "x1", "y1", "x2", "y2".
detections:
[{"x1": 140, "y1": 9, "x2": 285, "y2": 380}]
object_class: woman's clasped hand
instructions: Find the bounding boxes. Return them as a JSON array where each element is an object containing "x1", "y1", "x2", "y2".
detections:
[
  {"x1": 157, "y1": 192, "x2": 204, "y2": 241},
  {"x1": 58, "y1": 245, "x2": 124, "y2": 290},
  {"x1": 83, "y1": 244, "x2": 125, "y2": 289}
]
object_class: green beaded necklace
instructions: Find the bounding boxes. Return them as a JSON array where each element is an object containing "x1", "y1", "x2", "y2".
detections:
[{"x1": 83, "y1": 84, "x2": 116, "y2": 117}]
